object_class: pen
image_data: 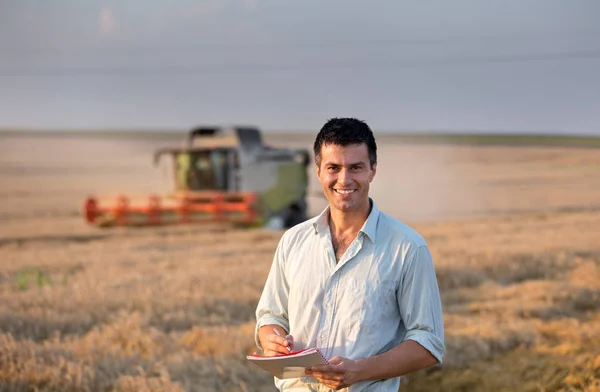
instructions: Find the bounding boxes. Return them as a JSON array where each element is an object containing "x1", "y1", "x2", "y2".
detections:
[{"x1": 273, "y1": 328, "x2": 292, "y2": 352}]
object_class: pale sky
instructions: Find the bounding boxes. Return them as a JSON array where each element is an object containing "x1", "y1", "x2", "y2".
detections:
[{"x1": 1, "y1": 0, "x2": 599, "y2": 134}]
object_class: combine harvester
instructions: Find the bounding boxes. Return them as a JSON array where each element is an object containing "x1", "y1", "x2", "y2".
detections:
[{"x1": 83, "y1": 126, "x2": 310, "y2": 229}]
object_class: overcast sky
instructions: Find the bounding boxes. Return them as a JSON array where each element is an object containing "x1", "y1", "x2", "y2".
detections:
[{"x1": 1, "y1": 0, "x2": 599, "y2": 134}]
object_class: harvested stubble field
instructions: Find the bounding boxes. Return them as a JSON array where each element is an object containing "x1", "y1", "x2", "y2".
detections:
[{"x1": 0, "y1": 132, "x2": 599, "y2": 392}]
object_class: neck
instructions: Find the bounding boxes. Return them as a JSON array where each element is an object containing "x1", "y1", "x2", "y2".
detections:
[{"x1": 328, "y1": 199, "x2": 372, "y2": 235}]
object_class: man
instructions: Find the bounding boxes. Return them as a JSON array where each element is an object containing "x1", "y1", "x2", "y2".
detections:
[{"x1": 255, "y1": 118, "x2": 445, "y2": 391}]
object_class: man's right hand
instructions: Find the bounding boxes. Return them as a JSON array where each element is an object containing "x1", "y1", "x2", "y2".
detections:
[{"x1": 258, "y1": 325, "x2": 294, "y2": 356}]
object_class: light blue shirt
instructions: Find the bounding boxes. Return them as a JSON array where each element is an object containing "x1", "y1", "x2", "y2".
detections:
[{"x1": 255, "y1": 200, "x2": 445, "y2": 391}]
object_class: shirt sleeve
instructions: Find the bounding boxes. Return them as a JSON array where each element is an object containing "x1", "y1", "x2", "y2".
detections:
[
  {"x1": 398, "y1": 244, "x2": 446, "y2": 363},
  {"x1": 254, "y1": 233, "x2": 291, "y2": 349}
]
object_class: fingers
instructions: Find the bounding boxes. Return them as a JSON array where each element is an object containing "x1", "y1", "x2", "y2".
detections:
[
  {"x1": 305, "y1": 357, "x2": 349, "y2": 389},
  {"x1": 309, "y1": 364, "x2": 332, "y2": 372},
  {"x1": 313, "y1": 375, "x2": 346, "y2": 390},
  {"x1": 309, "y1": 371, "x2": 343, "y2": 381},
  {"x1": 262, "y1": 333, "x2": 293, "y2": 356},
  {"x1": 270, "y1": 333, "x2": 293, "y2": 350},
  {"x1": 306, "y1": 371, "x2": 346, "y2": 390}
]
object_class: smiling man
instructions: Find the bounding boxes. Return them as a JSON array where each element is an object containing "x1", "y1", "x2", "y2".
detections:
[{"x1": 255, "y1": 118, "x2": 445, "y2": 391}]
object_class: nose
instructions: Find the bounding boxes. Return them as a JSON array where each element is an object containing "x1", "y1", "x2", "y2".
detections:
[{"x1": 337, "y1": 168, "x2": 352, "y2": 185}]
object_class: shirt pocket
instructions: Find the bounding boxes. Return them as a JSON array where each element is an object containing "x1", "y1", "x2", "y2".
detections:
[{"x1": 341, "y1": 277, "x2": 397, "y2": 340}]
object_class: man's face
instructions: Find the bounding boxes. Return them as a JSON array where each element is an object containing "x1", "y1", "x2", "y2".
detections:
[{"x1": 316, "y1": 143, "x2": 376, "y2": 214}]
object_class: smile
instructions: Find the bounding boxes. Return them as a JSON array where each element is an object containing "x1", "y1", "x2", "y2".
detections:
[{"x1": 334, "y1": 189, "x2": 356, "y2": 195}]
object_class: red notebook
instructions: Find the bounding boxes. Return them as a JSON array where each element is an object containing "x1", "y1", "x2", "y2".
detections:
[{"x1": 247, "y1": 348, "x2": 328, "y2": 379}]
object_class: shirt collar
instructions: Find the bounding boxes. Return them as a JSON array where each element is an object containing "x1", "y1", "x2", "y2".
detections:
[{"x1": 312, "y1": 198, "x2": 380, "y2": 244}]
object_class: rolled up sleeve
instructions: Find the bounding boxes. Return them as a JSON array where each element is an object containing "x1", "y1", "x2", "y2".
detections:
[
  {"x1": 254, "y1": 234, "x2": 291, "y2": 349},
  {"x1": 398, "y1": 245, "x2": 446, "y2": 363}
]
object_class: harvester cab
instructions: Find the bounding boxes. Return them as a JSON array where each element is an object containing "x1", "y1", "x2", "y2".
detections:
[{"x1": 84, "y1": 126, "x2": 311, "y2": 228}]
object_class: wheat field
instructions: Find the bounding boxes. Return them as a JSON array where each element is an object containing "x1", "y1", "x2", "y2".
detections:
[{"x1": 0, "y1": 133, "x2": 599, "y2": 391}]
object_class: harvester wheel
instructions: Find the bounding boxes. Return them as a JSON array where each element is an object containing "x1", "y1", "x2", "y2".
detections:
[{"x1": 283, "y1": 200, "x2": 307, "y2": 228}]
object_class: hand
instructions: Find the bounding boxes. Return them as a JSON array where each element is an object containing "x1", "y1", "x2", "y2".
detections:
[
  {"x1": 305, "y1": 356, "x2": 361, "y2": 390},
  {"x1": 261, "y1": 331, "x2": 294, "y2": 357}
]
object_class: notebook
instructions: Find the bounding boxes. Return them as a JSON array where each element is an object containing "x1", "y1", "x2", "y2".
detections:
[{"x1": 247, "y1": 348, "x2": 328, "y2": 379}]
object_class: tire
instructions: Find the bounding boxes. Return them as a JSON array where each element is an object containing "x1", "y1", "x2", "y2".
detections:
[{"x1": 283, "y1": 201, "x2": 307, "y2": 228}]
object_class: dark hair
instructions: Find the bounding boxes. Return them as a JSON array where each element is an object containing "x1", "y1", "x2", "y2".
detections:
[{"x1": 313, "y1": 118, "x2": 377, "y2": 168}]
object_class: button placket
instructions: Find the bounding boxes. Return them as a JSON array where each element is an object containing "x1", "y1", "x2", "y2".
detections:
[{"x1": 319, "y1": 273, "x2": 339, "y2": 353}]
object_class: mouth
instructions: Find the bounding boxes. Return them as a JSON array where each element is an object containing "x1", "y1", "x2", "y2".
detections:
[{"x1": 334, "y1": 189, "x2": 356, "y2": 195}]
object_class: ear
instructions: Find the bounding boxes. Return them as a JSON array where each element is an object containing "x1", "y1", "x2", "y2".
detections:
[
  {"x1": 369, "y1": 163, "x2": 377, "y2": 182},
  {"x1": 315, "y1": 163, "x2": 321, "y2": 178}
]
